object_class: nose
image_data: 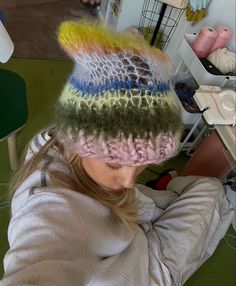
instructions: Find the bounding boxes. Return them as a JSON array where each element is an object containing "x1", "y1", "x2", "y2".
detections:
[{"x1": 119, "y1": 168, "x2": 137, "y2": 189}]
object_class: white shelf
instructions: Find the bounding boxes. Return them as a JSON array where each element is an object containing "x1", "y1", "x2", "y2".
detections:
[
  {"x1": 177, "y1": 34, "x2": 236, "y2": 157},
  {"x1": 178, "y1": 34, "x2": 236, "y2": 88}
]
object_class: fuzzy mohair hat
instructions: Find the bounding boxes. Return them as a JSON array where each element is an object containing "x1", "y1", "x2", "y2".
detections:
[{"x1": 55, "y1": 20, "x2": 183, "y2": 165}]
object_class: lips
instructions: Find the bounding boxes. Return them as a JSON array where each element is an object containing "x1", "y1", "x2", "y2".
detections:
[
  {"x1": 103, "y1": 186, "x2": 126, "y2": 192},
  {"x1": 110, "y1": 188, "x2": 126, "y2": 192}
]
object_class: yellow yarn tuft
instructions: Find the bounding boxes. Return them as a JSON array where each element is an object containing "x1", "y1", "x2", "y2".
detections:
[{"x1": 58, "y1": 20, "x2": 167, "y2": 60}]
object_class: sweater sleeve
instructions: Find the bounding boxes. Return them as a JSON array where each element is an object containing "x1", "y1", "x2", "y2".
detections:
[
  {"x1": 1, "y1": 190, "x2": 91, "y2": 286},
  {"x1": 141, "y1": 177, "x2": 234, "y2": 285}
]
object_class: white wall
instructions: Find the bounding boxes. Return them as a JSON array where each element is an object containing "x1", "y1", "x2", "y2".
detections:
[
  {"x1": 166, "y1": 0, "x2": 236, "y2": 67},
  {"x1": 116, "y1": 0, "x2": 145, "y2": 31}
]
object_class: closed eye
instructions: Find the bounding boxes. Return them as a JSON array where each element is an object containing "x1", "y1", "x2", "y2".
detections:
[{"x1": 106, "y1": 163, "x2": 122, "y2": 170}]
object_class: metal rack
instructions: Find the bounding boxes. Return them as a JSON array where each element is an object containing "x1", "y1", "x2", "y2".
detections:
[{"x1": 138, "y1": 0, "x2": 184, "y2": 50}]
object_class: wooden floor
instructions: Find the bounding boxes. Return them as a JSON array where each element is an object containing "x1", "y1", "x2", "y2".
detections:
[{"x1": 0, "y1": 0, "x2": 97, "y2": 60}]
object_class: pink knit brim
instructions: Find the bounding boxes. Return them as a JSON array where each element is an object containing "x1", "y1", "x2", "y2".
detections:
[{"x1": 58, "y1": 131, "x2": 179, "y2": 165}]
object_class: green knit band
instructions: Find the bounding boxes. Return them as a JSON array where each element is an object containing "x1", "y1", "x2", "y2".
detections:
[{"x1": 55, "y1": 84, "x2": 182, "y2": 139}]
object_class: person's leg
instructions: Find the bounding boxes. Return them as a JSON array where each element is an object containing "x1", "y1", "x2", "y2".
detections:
[{"x1": 146, "y1": 176, "x2": 234, "y2": 285}]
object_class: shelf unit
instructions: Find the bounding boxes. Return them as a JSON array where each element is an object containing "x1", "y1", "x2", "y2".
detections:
[
  {"x1": 177, "y1": 34, "x2": 236, "y2": 88},
  {"x1": 175, "y1": 34, "x2": 236, "y2": 154}
]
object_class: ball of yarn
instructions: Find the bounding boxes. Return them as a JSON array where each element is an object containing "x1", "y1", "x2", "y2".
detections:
[{"x1": 207, "y1": 48, "x2": 236, "y2": 74}]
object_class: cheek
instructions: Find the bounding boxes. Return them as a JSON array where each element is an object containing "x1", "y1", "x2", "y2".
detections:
[
  {"x1": 87, "y1": 162, "x2": 105, "y2": 182},
  {"x1": 93, "y1": 167, "x2": 122, "y2": 190},
  {"x1": 97, "y1": 168, "x2": 118, "y2": 187},
  {"x1": 82, "y1": 158, "x2": 116, "y2": 187}
]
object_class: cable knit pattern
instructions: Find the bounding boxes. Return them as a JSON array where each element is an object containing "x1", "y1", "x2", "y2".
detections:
[{"x1": 58, "y1": 131, "x2": 178, "y2": 165}]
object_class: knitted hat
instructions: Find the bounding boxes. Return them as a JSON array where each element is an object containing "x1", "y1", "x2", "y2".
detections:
[{"x1": 55, "y1": 20, "x2": 183, "y2": 165}]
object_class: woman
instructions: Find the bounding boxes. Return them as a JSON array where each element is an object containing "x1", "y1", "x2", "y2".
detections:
[{"x1": 0, "y1": 21, "x2": 233, "y2": 286}]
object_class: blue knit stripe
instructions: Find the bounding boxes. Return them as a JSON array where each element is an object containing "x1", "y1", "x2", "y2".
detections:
[{"x1": 69, "y1": 77, "x2": 170, "y2": 96}]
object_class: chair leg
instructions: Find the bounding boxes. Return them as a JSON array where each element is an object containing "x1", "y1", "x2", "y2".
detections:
[{"x1": 7, "y1": 133, "x2": 18, "y2": 171}]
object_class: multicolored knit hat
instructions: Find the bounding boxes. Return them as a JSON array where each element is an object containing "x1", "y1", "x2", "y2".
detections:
[{"x1": 55, "y1": 20, "x2": 183, "y2": 165}]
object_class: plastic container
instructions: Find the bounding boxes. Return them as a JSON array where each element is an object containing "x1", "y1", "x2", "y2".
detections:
[{"x1": 178, "y1": 34, "x2": 236, "y2": 88}]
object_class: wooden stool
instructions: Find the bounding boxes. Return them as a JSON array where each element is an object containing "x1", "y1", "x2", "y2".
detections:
[{"x1": 0, "y1": 69, "x2": 28, "y2": 170}]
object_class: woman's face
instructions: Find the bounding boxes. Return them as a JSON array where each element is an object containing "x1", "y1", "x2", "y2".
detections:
[{"x1": 82, "y1": 157, "x2": 147, "y2": 192}]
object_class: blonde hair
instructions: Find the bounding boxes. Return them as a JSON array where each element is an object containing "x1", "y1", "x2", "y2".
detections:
[{"x1": 9, "y1": 128, "x2": 138, "y2": 229}]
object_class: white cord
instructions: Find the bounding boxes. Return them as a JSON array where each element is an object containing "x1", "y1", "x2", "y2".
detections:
[
  {"x1": 0, "y1": 194, "x2": 9, "y2": 205},
  {"x1": 224, "y1": 233, "x2": 236, "y2": 250},
  {"x1": 224, "y1": 237, "x2": 236, "y2": 250},
  {"x1": 0, "y1": 200, "x2": 10, "y2": 210},
  {"x1": 226, "y1": 233, "x2": 236, "y2": 239},
  {"x1": 0, "y1": 192, "x2": 8, "y2": 200},
  {"x1": 0, "y1": 184, "x2": 9, "y2": 208},
  {"x1": 0, "y1": 202, "x2": 9, "y2": 208},
  {"x1": 0, "y1": 182, "x2": 8, "y2": 186}
]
